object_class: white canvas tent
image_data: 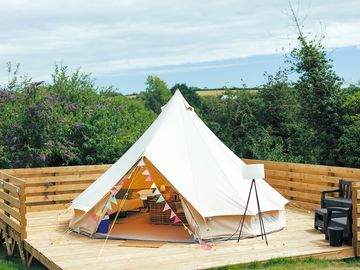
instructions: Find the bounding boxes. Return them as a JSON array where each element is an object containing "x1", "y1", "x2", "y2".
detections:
[{"x1": 69, "y1": 90, "x2": 288, "y2": 241}]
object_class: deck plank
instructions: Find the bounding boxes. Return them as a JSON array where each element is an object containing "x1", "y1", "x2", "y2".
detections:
[{"x1": 24, "y1": 207, "x2": 353, "y2": 270}]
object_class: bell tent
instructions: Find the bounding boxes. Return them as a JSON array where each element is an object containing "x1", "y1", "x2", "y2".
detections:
[{"x1": 69, "y1": 90, "x2": 288, "y2": 242}]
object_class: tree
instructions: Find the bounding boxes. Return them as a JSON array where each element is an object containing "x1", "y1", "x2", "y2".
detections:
[
  {"x1": 170, "y1": 83, "x2": 202, "y2": 109},
  {"x1": 288, "y1": 34, "x2": 344, "y2": 165},
  {"x1": 139, "y1": 76, "x2": 171, "y2": 114},
  {"x1": 339, "y1": 90, "x2": 360, "y2": 167},
  {"x1": 286, "y1": 5, "x2": 346, "y2": 165}
]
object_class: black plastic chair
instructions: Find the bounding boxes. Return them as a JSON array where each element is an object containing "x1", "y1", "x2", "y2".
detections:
[
  {"x1": 325, "y1": 207, "x2": 352, "y2": 245},
  {"x1": 321, "y1": 179, "x2": 352, "y2": 209}
]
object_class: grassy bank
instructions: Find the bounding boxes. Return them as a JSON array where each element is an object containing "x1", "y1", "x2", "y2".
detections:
[
  {"x1": 212, "y1": 257, "x2": 360, "y2": 270},
  {"x1": 0, "y1": 244, "x2": 45, "y2": 270}
]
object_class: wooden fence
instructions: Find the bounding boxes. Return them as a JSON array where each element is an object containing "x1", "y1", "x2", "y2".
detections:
[
  {"x1": 352, "y1": 182, "x2": 360, "y2": 256},
  {"x1": 0, "y1": 172, "x2": 27, "y2": 263},
  {"x1": 243, "y1": 159, "x2": 360, "y2": 210},
  {"x1": 2, "y1": 165, "x2": 110, "y2": 212},
  {"x1": 1, "y1": 159, "x2": 360, "y2": 264}
]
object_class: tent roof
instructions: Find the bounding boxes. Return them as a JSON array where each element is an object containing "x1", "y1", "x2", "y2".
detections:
[{"x1": 70, "y1": 90, "x2": 288, "y2": 217}]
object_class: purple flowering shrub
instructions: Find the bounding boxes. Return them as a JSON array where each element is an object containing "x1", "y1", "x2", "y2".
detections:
[{"x1": 0, "y1": 65, "x2": 155, "y2": 168}]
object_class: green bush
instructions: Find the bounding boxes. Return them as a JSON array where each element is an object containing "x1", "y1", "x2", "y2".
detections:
[{"x1": 0, "y1": 65, "x2": 155, "y2": 168}]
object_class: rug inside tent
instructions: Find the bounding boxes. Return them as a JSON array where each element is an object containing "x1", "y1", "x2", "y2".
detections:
[{"x1": 93, "y1": 212, "x2": 194, "y2": 243}]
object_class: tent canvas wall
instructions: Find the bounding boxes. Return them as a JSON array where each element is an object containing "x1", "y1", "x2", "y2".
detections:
[{"x1": 69, "y1": 90, "x2": 288, "y2": 240}]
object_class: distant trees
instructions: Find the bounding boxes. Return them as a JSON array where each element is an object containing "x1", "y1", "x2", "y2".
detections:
[
  {"x1": 199, "y1": 34, "x2": 359, "y2": 167},
  {"x1": 139, "y1": 76, "x2": 171, "y2": 114},
  {"x1": 1, "y1": 32, "x2": 359, "y2": 169}
]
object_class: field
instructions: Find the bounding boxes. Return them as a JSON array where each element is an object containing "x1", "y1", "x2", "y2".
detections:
[{"x1": 196, "y1": 89, "x2": 258, "y2": 96}]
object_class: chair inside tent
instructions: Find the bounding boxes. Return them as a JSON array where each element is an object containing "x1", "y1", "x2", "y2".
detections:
[{"x1": 69, "y1": 90, "x2": 288, "y2": 243}]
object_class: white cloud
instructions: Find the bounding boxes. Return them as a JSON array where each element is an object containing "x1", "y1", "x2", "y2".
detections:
[{"x1": 0, "y1": 0, "x2": 359, "y2": 82}]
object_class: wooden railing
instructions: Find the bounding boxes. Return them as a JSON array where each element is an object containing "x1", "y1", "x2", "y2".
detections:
[
  {"x1": 352, "y1": 182, "x2": 360, "y2": 256},
  {"x1": 0, "y1": 172, "x2": 27, "y2": 263},
  {"x1": 2, "y1": 164, "x2": 110, "y2": 212},
  {"x1": 243, "y1": 159, "x2": 360, "y2": 210},
  {"x1": 1, "y1": 159, "x2": 360, "y2": 264}
]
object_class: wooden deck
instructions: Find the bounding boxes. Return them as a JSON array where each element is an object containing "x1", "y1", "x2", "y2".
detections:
[{"x1": 24, "y1": 206, "x2": 353, "y2": 270}]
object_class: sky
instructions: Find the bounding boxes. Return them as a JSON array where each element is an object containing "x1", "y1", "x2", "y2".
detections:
[{"x1": 0, "y1": 0, "x2": 360, "y2": 94}]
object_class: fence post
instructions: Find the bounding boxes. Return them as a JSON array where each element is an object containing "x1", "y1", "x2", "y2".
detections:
[
  {"x1": 19, "y1": 183, "x2": 27, "y2": 240},
  {"x1": 352, "y1": 182, "x2": 360, "y2": 256}
]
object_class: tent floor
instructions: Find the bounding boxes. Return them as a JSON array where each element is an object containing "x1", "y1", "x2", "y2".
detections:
[
  {"x1": 94, "y1": 212, "x2": 193, "y2": 243},
  {"x1": 24, "y1": 206, "x2": 354, "y2": 270}
]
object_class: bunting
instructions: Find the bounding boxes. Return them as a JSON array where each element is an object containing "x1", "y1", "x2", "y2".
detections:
[
  {"x1": 110, "y1": 195, "x2": 117, "y2": 204},
  {"x1": 106, "y1": 201, "x2": 112, "y2": 210},
  {"x1": 173, "y1": 216, "x2": 181, "y2": 224},
  {"x1": 201, "y1": 243, "x2": 213, "y2": 250},
  {"x1": 134, "y1": 163, "x2": 210, "y2": 249},
  {"x1": 156, "y1": 195, "x2": 165, "y2": 203},
  {"x1": 162, "y1": 203, "x2": 171, "y2": 212},
  {"x1": 74, "y1": 227, "x2": 80, "y2": 233},
  {"x1": 137, "y1": 158, "x2": 145, "y2": 167},
  {"x1": 113, "y1": 185, "x2": 122, "y2": 191},
  {"x1": 170, "y1": 210, "x2": 176, "y2": 219}
]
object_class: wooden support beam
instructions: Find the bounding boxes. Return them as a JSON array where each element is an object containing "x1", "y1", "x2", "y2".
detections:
[{"x1": 26, "y1": 250, "x2": 34, "y2": 268}]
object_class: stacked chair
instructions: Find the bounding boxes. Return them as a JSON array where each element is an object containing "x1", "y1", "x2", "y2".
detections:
[{"x1": 314, "y1": 179, "x2": 352, "y2": 245}]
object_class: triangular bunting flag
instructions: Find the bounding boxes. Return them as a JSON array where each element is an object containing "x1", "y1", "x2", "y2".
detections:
[
  {"x1": 145, "y1": 175, "x2": 153, "y2": 182},
  {"x1": 201, "y1": 243, "x2": 213, "y2": 250},
  {"x1": 173, "y1": 216, "x2": 181, "y2": 224},
  {"x1": 106, "y1": 201, "x2": 112, "y2": 210},
  {"x1": 96, "y1": 211, "x2": 103, "y2": 217},
  {"x1": 113, "y1": 185, "x2": 122, "y2": 191},
  {"x1": 170, "y1": 210, "x2": 176, "y2": 219},
  {"x1": 110, "y1": 189, "x2": 117, "y2": 196},
  {"x1": 137, "y1": 158, "x2": 145, "y2": 167},
  {"x1": 193, "y1": 234, "x2": 198, "y2": 241},
  {"x1": 187, "y1": 229, "x2": 193, "y2": 236},
  {"x1": 142, "y1": 169, "x2": 149, "y2": 176},
  {"x1": 111, "y1": 195, "x2": 117, "y2": 204},
  {"x1": 163, "y1": 203, "x2": 171, "y2": 212},
  {"x1": 74, "y1": 227, "x2": 80, "y2": 233},
  {"x1": 156, "y1": 195, "x2": 165, "y2": 203},
  {"x1": 153, "y1": 188, "x2": 160, "y2": 195},
  {"x1": 150, "y1": 182, "x2": 157, "y2": 189}
]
